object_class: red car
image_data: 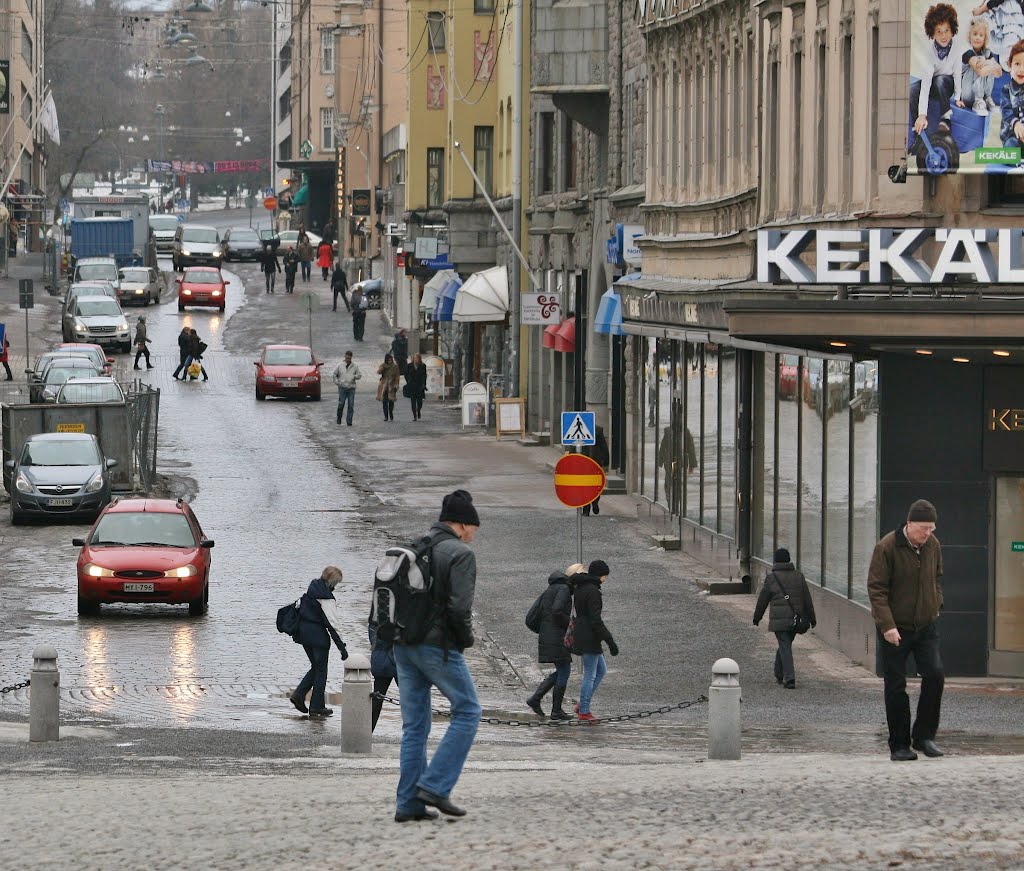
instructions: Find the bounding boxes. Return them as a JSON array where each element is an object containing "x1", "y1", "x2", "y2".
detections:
[
  {"x1": 73, "y1": 497, "x2": 214, "y2": 616},
  {"x1": 177, "y1": 267, "x2": 229, "y2": 312},
  {"x1": 254, "y1": 344, "x2": 323, "y2": 401}
]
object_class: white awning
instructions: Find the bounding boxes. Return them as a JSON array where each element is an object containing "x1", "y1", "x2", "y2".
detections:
[
  {"x1": 420, "y1": 269, "x2": 458, "y2": 312},
  {"x1": 453, "y1": 266, "x2": 509, "y2": 322}
]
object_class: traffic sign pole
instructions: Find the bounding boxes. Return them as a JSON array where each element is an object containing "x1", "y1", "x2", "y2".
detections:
[{"x1": 577, "y1": 507, "x2": 583, "y2": 564}]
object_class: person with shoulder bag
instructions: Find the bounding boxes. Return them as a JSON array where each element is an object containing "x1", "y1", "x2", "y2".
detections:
[
  {"x1": 525, "y1": 563, "x2": 584, "y2": 720},
  {"x1": 289, "y1": 566, "x2": 349, "y2": 718},
  {"x1": 752, "y1": 547, "x2": 817, "y2": 689},
  {"x1": 569, "y1": 559, "x2": 618, "y2": 721}
]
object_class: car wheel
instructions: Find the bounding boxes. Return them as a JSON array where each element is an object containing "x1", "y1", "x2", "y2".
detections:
[
  {"x1": 312, "y1": 390, "x2": 321, "y2": 401},
  {"x1": 77, "y1": 596, "x2": 100, "y2": 616},
  {"x1": 256, "y1": 387, "x2": 265, "y2": 401},
  {"x1": 188, "y1": 586, "x2": 208, "y2": 616},
  {"x1": 10, "y1": 503, "x2": 22, "y2": 525}
]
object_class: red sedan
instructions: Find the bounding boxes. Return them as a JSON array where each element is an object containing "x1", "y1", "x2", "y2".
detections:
[
  {"x1": 73, "y1": 497, "x2": 214, "y2": 616},
  {"x1": 254, "y1": 344, "x2": 323, "y2": 401},
  {"x1": 177, "y1": 267, "x2": 229, "y2": 312}
]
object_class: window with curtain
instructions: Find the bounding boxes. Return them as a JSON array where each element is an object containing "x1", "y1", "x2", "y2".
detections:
[
  {"x1": 473, "y1": 126, "x2": 493, "y2": 197},
  {"x1": 426, "y1": 11, "x2": 446, "y2": 51},
  {"x1": 320, "y1": 107, "x2": 335, "y2": 151},
  {"x1": 321, "y1": 30, "x2": 334, "y2": 74},
  {"x1": 427, "y1": 147, "x2": 444, "y2": 208}
]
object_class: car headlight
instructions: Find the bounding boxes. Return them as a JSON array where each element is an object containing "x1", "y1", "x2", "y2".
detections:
[
  {"x1": 212, "y1": 290, "x2": 222, "y2": 297},
  {"x1": 181, "y1": 249, "x2": 191, "y2": 256},
  {"x1": 118, "y1": 320, "x2": 129, "y2": 331},
  {"x1": 134, "y1": 288, "x2": 144, "y2": 295},
  {"x1": 84, "y1": 472, "x2": 104, "y2": 493},
  {"x1": 212, "y1": 250, "x2": 222, "y2": 257},
  {"x1": 14, "y1": 473, "x2": 32, "y2": 493},
  {"x1": 164, "y1": 564, "x2": 198, "y2": 578},
  {"x1": 182, "y1": 289, "x2": 192, "y2": 296},
  {"x1": 83, "y1": 562, "x2": 115, "y2": 578},
  {"x1": 74, "y1": 319, "x2": 87, "y2": 332}
]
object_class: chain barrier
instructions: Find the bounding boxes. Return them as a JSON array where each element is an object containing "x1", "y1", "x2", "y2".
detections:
[
  {"x1": 372, "y1": 692, "x2": 707, "y2": 727},
  {"x1": 0, "y1": 680, "x2": 30, "y2": 695}
]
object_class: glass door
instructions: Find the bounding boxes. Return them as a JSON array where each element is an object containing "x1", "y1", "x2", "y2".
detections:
[{"x1": 992, "y1": 477, "x2": 1024, "y2": 675}]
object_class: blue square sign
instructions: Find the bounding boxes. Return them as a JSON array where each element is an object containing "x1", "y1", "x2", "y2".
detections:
[{"x1": 561, "y1": 411, "x2": 596, "y2": 446}]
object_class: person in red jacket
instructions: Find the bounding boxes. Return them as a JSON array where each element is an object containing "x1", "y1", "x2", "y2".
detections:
[
  {"x1": 317, "y1": 240, "x2": 333, "y2": 280},
  {"x1": 1, "y1": 334, "x2": 11, "y2": 380}
]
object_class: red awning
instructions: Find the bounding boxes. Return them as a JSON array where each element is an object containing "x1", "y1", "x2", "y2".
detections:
[
  {"x1": 542, "y1": 323, "x2": 560, "y2": 349},
  {"x1": 554, "y1": 316, "x2": 576, "y2": 353}
]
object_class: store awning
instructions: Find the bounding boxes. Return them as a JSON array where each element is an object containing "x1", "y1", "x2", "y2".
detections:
[
  {"x1": 453, "y1": 266, "x2": 509, "y2": 322},
  {"x1": 291, "y1": 183, "x2": 309, "y2": 207},
  {"x1": 554, "y1": 317, "x2": 576, "y2": 353},
  {"x1": 542, "y1": 323, "x2": 560, "y2": 349},
  {"x1": 593, "y1": 287, "x2": 624, "y2": 335},
  {"x1": 433, "y1": 275, "x2": 462, "y2": 322},
  {"x1": 421, "y1": 269, "x2": 458, "y2": 312}
]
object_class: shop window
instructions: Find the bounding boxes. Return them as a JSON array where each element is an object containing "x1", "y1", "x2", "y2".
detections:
[
  {"x1": 655, "y1": 339, "x2": 674, "y2": 512},
  {"x1": 539, "y1": 112, "x2": 555, "y2": 194},
  {"x1": 799, "y1": 357, "x2": 825, "y2": 583},
  {"x1": 684, "y1": 343, "x2": 703, "y2": 526},
  {"x1": 824, "y1": 360, "x2": 852, "y2": 593},
  {"x1": 776, "y1": 357, "x2": 799, "y2": 568},
  {"x1": 718, "y1": 349, "x2": 737, "y2": 537},
  {"x1": 851, "y1": 360, "x2": 879, "y2": 605},
  {"x1": 753, "y1": 354, "x2": 779, "y2": 559},
  {"x1": 701, "y1": 345, "x2": 720, "y2": 529},
  {"x1": 473, "y1": 126, "x2": 493, "y2": 197},
  {"x1": 641, "y1": 338, "x2": 659, "y2": 502},
  {"x1": 426, "y1": 12, "x2": 446, "y2": 52},
  {"x1": 427, "y1": 147, "x2": 444, "y2": 208}
]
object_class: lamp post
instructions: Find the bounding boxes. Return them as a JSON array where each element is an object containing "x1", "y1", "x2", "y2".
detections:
[
  {"x1": 353, "y1": 143, "x2": 372, "y2": 280},
  {"x1": 155, "y1": 104, "x2": 167, "y2": 211}
]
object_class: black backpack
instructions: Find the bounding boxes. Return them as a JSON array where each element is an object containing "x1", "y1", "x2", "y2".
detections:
[
  {"x1": 276, "y1": 596, "x2": 302, "y2": 642},
  {"x1": 370, "y1": 534, "x2": 439, "y2": 645}
]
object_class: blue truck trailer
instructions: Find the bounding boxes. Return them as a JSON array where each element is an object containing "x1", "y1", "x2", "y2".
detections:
[{"x1": 69, "y1": 217, "x2": 136, "y2": 268}]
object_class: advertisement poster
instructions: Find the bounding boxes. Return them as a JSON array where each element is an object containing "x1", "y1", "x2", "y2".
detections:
[
  {"x1": 0, "y1": 61, "x2": 9, "y2": 114},
  {"x1": 423, "y1": 355, "x2": 446, "y2": 396},
  {"x1": 909, "y1": 1, "x2": 1024, "y2": 174}
]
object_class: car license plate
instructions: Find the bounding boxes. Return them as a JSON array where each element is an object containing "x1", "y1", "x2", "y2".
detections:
[
  {"x1": 195, "y1": 294, "x2": 208, "y2": 301},
  {"x1": 46, "y1": 498, "x2": 73, "y2": 507},
  {"x1": 123, "y1": 583, "x2": 154, "y2": 593}
]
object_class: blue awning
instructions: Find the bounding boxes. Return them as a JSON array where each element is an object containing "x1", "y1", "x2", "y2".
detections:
[
  {"x1": 291, "y1": 183, "x2": 309, "y2": 206},
  {"x1": 594, "y1": 286, "x2": 624, "y2": 335},
  {"x1": 433, "y1": 275, "x2": 461, "y2": 322}
]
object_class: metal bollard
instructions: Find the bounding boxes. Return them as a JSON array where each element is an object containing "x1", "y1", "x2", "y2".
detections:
[
  {"x1": 707, "y1": 657, "x2": 740, "y2": 760},
  {"x1": 340, "y1": 653, "x2": 372, "y2": 754},
  {"x1": 29, "y1": 645, "x2": 60, "y2": 743}
]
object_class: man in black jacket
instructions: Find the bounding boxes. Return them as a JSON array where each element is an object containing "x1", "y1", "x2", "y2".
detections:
[
  {"x1": 393, "y1": 490, "x2": 482, "y2": 823},
  {"x1": 259, "y1": 243, "x2": 281, "y2": 293}
]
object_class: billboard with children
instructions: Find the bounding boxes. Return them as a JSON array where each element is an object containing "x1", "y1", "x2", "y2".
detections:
[{"x1": 908, "y1": 1, "x2": 1024, "y2": 174}]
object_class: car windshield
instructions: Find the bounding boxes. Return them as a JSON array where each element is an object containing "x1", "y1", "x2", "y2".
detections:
[
  {"x1": 150, "y1": 216, "x2": 179, "y2": 231},
  {"x1": 184, "y1": 272, "x2": 221, "y2": 284},
  {"x1": 35, "y1": 353, "x2": 86, "y2": 375},
  {"x1": 77, "y1": 299, "x2": 122, "y2": 317},
  {"x1": 91, "y1": 513, "x2": 196, "y2": 548},
  {"x1": 77, "y1": 265, "x2": 117, "y2": 281},
  {"x1": 58, "y1": 348, "x2": 106, "y2": 368},
  {"x1": 72, "y1": 283, "x2": 115, "y2": 297},
  {"x1": 120, "y1": 270, "x2": 150, "y2": 283},
  {"x1": 230, "y1": 230, "x2": 259, "y2": 242},
  {"x1": 183, "y1": 228, "x2": 218, "y2": 243},
  {"x1": 264, "y1": 348, "x2": 313, "y2": 365},
  {"x1": 21, "y1": 439, "x2": 100, "y2": 466},
  {"x1": 58, "y1": 382, "x2": 124, "y2": 404},
  {"x1": 46, "y1": 366, "x2": 96, "y2": 385}
]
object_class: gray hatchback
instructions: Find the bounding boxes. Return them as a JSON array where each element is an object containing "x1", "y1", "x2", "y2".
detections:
[{"x1": 6, "y1": 433, "x2": 117, "y2": 524}]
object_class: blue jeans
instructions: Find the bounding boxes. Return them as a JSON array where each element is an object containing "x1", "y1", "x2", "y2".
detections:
[
  {"x1": 336, "y1": 386, "x2": 355, "y2": 424},
  {"x1": 552, "y1": 660, "x2": 571, "y2": 688},
  {"x1": 394, "y1": 644, "x2": 481, "y2": 814},
  {"x1": 579, "y1": 653, "x2": 607, "y2": 714},
  {"x1": 962, "y1": 65, "x2": 995, "y2": 104},
  {"x1": 294, "y1": 644, "x2": 330, "y2": 711}
]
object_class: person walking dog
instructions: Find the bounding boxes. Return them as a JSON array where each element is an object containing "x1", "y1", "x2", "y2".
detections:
[
  {"x1": 752, "y1": 548, "x2": 816, "y2": 689},
  {"x1": 868, "y1": 499, "x2": 946, "y2": 762},
  {"x1": 525, "y1": 564, "x2": 582, "y2": 720},
  {"x1": 393, "y1": 489, "x2": 482, "y2": 822},
  {"x1": 569, "y1": 559, "x2": 618, "y2": 721},
  {"x1": 290, "y1": 566, "x2": 349, "y2": 719}
]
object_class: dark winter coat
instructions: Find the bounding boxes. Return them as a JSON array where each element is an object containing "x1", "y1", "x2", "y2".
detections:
[
  {"x1": 753, "y1": 562, "x2": 817, "y2": 632},
  {"x1": 867, "y1": 526, "x2": 943, "y2": 633},
  {"x1": 259, "y1": 248, "x2": 281, "y2": 273},
  {"x1": 283, "y1": 251, "x2": 299, "y2": 275},
  {"x1": 177, "y1": 329, "x2": 191, "y2": 362},
  {"x1": 187, "y1": 333, "x2": 208, "y2": 359},
  {"x1": 331, "y1": 267, "x2": 348, "y2": 292},
  {"x1": 405, "y1": 362, "x2": 427, "y2": 400},
  {"x1": 391, "y1": 333, "x2": 409, "y2": 370},
  {"x1": 297, "y1": 577, "x2": 345, "y2": 650},
  {"x1": 297, "y1": 239, "x2": 314, "y2": 262},
  {"x1": 537, "y1": 571, "x2": 574, "y2": 664},
  {"x1": 569, "y1": 574, "x2": 615, "y2": 655},
  {"x1": 582, "y1": 432, "x2": 609, "y2": 469}
]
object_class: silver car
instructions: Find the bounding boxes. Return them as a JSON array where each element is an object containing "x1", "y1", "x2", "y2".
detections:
[
  {"x1": 172, "y1": 224, "x2": 223, "y2": 270},
  {"x1": 63, "y1": 295, "x2": 131, "y2": 353},
  {"x1": 6, "y1": 432, "x2": 116, "y2": 524},
  {"x1": 71, "y1": 257, "x2": 121, "y2": 293},
  {"x1": 150, "y1": 214, "x2": 180, "y2": 253},
  {"x1": 36, "y1": 357, "x2": 105, "y2": 403},
  {"x1": 117, "y1": 267, "x2": 162, "y2": 306},
  {"x1": 61, "y1": 282, "x2": 118, "y2": 340},
  {"x1": 55, "y1": 376, "x2": 126, "y2": 405}
]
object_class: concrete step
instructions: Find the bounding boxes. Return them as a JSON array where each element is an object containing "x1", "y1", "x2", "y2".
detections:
[
  {"x1": 517, "y1": 437, "x2": 542, "y2": 447},
  {"x1": 695, "y1": 576, "x2": 752, "y2": 595},
  {"x1": 605, "y1": 474, "x2": 626, "y2": 494},
  {"x1": 529, "y1": 431, "x2": 551, "y2": 446},
  {"x1": 649, "y1": 533, "x2": 681, "y2": 551}
]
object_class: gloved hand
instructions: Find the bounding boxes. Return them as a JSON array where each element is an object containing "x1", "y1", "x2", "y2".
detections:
[
  {"x1": 339, "y1": 645, "x2": 349, "y2": 661},
  {"x1": 607, "y1": 640, "x2": 619, "y2": 657}
]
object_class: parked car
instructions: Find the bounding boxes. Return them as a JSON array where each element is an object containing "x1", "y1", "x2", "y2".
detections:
[
  {"x1": 54, "y1": 343, "x2": 114, "y2": 374},
  {"x1": 70, "y1": 257, "x2": 121, "y2": 293},
  {"x1": 150, "y1": 214, "x2": 180, "y2": 253},
  {"x1": 778, "y1": 354, "x2": 799, "y2": 400},
  {"x1": 177, "y1": 267, "x2": 229, "y2": 312},
  {"x1": 254, "y1": 344, "x2": 323, "y2": 401},
  {"x1": 73, "y1": 497, "x2": 214, "y2": 616},
  {"x1": 276, "y1": 229, "x2": 323, "y2": 249},
  {"x1": 35, "y1": 357, "x2": 105, "y2": 402},
  {"x1": 62, "y1": 295, "x2": 131, "y2": 352},
  {"x1": 117, "y1": 266, "x2": 162, "y2": 306},
  {"x1": 172, "y1": 224, "x2": 223, "y2": 270},
  {"x1": 352, "y1": 278, "x2": 382, "y2": 309},
  {"x1": 221, "y1": 227, "x2": 263, "y2": 262},
  {"x1": 7, "y1": 433, "x2": 116, "y2": 525},
  {"x1": 55, "y1": 376, "x2": 126, "y2": 405},
  {"x1": 27, "y1": 349, "x2": 108, "y2": 400}
]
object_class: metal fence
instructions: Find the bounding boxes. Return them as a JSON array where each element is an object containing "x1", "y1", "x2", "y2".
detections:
[{"x1": 125, "y1": 381, "x2": 159, "y2": 492}]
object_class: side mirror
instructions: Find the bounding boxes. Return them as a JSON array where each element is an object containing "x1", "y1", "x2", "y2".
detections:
[
  {"x1": 72, "y1": 538, "x2": 86, "y2": 547},
  {"x1": 59, "y1": 297, "x2": 66, "y2": 305},
  {"x1": 105, "y1": 458, "x2": 118, "y2": 468},
  {"x1": 200, "y1": 539, "x2": 215, "y2": 548},
  {"x1": 253, "y1": 361, "x2": 260, "y2": 366},
  {"x1": 175, "y1": 277, "x2": 182, "y2": 284},
  {"x1": 4, "y1": 460, "x2": 14, "y2": 469},
  {"x1": 24, "y1": 368, "x2": 33, "y2": 375},
  {"x1": 106, "y1": 357, "x2": 115, "y2": 364}
]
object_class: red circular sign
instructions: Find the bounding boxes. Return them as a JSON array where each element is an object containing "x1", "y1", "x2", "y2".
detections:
[
  {"x1": 554, "y1": 453, "x2": 606, "y2": 508},
  {"x1": 263, "y1": 196, "x2": 278, "y2": 211}
]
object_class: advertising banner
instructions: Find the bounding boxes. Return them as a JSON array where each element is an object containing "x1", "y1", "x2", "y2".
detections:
[
  {"x1": 146, "y1": 159, "x2": 265, "y2": 174},
  {"x1": 908, "y1": 0, "x2": 1024, "y2": 175},
  {"x1": 0, "y1": 61, "x2": 9, "y2": 114}
]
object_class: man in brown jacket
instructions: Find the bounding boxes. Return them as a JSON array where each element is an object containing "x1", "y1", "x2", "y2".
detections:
[{"x1": 867, "y1": 499, "x2": 945, "y2": 762}]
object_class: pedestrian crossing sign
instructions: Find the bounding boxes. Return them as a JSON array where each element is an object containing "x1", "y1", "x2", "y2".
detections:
[{"x1": 561, "y1": 411, "x2": 596, "y2": 446}]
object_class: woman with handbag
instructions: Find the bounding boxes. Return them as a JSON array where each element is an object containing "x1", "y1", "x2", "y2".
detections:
[
  {"x1": 404, "y1": 353, "x2": 427, "y2": 420},
  {"x1": 376, "y1": 353, "x2": 400, "y2": 421},
  {"x1": 569, "y1": 559, "x2": 618, "y2": 722},
  {"x1": 525, "y1": 563, "x2": 583, "y2": 720},
  {"x1": 752, "y1": 547, "x2": 817, "y2": 689}
]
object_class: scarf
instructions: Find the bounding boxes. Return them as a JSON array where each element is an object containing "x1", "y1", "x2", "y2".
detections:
[{"x1": 934, "y1": 40, "x2": 951, "y2": 61}]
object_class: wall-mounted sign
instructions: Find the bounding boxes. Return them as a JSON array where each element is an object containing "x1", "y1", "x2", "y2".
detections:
[
  {"x1": 352, "y1": 188, "x2": 371, "y2": 216},
  {"x1": 984, "y1": 367, "x2": 1024, "y2": 471},
  {"x1": 0, "y1": 61, "x2": 9, "y2": 114},
  {"x1": 618, "y1": 224, "x2": 644, "y2": 266},
  {"x1": 521, "y1": 293, "x2": 561, "y2": 325},
  {"x1": 336, "y1": 146, "x2": 347, "y2": 220},
  {"x1": 415, "y1": 237, "x2": 439, "y2": 260},
  {"x1": 758, "y1": 228, "x2": 1024, "y2": 285}
]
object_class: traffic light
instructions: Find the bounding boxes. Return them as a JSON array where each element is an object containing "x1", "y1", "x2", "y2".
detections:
[{"x1": 374, "y1": 186, "x2": 384, "y2": 214}]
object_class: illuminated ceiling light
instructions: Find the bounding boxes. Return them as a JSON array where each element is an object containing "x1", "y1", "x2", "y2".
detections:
[
  {"x1": 243, "y1": 135, "x2": 250, "y2": 143},
  {"x1": 953, "y1": 357, "x2": 970, "y2": 363},
  {"x1": 235, "y1": 140, "x2": 242, "y2": 147},
  {"x1": 142, "y1": 134, "x2": 150, "y2": 142},
  {"x1": 118, "y1": 124, "x2": 126, "y2": 132},
  {"x1": 994, "y1": 350, "x2": 1011, "y2": 357},
  {"x1": 915, "y1": 349, "x2": 933, "y2": 356},
  {"x1": 828, "y1": 341, "x2": 847, "y2": 348},
  {"x1": 128, "y1": 137, "x2": 135, "y2": 143}
]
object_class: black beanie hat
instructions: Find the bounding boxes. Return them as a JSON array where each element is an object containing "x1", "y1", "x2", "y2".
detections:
[
  {"x1": 439, "y1": 489, "x2": 480, "y2": 527},
  {"x1": 907, "y1": 499, "x2": 937, "y2": 523},
  {"x1": 588, "y1": 559, "x2": 610, "y2": 577},
  {"x1": 773, "y1": 548, "x2": 791, "y2": 564}
]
